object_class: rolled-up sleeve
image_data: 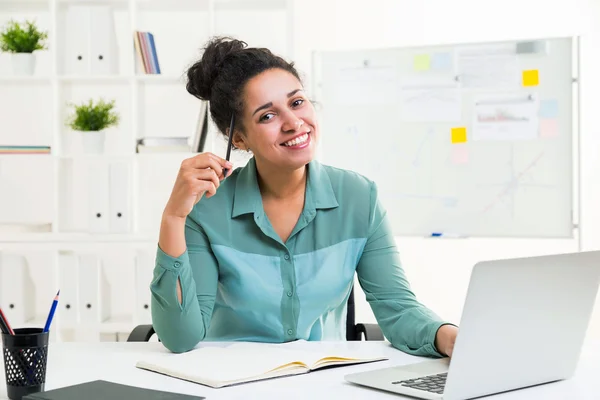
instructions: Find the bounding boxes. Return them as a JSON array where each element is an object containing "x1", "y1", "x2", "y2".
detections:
[
  {"x1": 356, "y1": 181, "x2": 453, "y2": 358},
  {"x1": 150, "y1": 212, "x2": 218, "y2": 353}
]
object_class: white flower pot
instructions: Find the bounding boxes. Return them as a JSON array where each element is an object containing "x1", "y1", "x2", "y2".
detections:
[
  {"x1": 81, "y1": 130, "x2": 106, "y2": 154},
  {"x1": 12, "y1": 53, "x2": 36, "y2": 76}
]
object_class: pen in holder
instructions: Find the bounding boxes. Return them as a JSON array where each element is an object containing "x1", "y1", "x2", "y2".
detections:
[{"x1": 2, "y1": 328, "x2": 49, "y2": 400}]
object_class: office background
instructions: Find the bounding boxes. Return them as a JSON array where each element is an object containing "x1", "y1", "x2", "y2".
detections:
[{"x1": 0, "y1": 0, "x2": 599, "y2": 343}]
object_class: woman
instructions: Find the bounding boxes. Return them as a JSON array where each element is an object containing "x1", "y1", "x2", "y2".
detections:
[{"x1": 151, "y1": 36, "x2": 458, "y2": 356}]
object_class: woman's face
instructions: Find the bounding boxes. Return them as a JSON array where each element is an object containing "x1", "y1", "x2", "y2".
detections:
[{"x1": 234, "y1": 68, "x2": 318, "y2": 171}]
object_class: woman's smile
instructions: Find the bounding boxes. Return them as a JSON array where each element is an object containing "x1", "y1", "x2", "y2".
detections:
[{"x1": 281, "y1": 131, "x2": 311, "y2": 149}]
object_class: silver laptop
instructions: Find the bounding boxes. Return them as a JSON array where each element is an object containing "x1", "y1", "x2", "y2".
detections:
[{"x1": 345, "y1": 251, "x2": 600, "y2": 400}]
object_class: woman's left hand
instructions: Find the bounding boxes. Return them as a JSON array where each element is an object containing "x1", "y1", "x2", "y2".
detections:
[{"x1": 435, "y1": 324, "x2": 459, "y2": 357}]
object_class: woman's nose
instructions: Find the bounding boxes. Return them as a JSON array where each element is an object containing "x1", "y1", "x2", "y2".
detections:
[{"x1": 283, "y1": 115, "x2": 304, "y2": 131}]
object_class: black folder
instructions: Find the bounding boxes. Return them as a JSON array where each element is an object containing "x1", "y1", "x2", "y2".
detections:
[{"x1": 23, "y1": 380, "x2": 205, "y2": 400}]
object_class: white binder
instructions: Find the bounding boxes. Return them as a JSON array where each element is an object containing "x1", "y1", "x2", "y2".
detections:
[
  {"x1": 58, "y1": 252, "x2": 79, "y2": 326},
  {"x1": 77, "y1": 254, "x2": 110, "y2": 324},
  {"x1": 134, "y1": 250, "x2": 154, "y2": 324},
  {"x1": 64, "y1": 6, "x2": 90, "y2": 74},
  {"x1": 87, "y1": 160, "x2": 110, "y2": 233},
  {"x1": 89, "y1": 5, "x2": 118, "y2": 75},
  {"x1": 0, "y1": 253, "x2": 33, "y2": 327},
  {"x1": 0, "y1": 157, "x2": 54, "y2": 225},
  {"x1": 108, "y1": 161, "x2": 131, "y2": 233},
  {"x1": 63, "y1": 5, "x2": 118, "y2": 75}
]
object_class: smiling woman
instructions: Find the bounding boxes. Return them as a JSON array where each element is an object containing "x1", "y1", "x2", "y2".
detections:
[
  {"x1": 150, "y1": 36, "x2": 458, "y2": 357},
  {"x1": 186, "y1": 37, "x2": 317, "y2": 173}
]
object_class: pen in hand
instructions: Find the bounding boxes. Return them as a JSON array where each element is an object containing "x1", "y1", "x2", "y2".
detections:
[{"x1": 222, "y1": 113, "x2": 236, "y2": 178}]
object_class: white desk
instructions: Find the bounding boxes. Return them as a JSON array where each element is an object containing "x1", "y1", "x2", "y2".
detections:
[{"x1": 1, "y1": 340, "x2": 599, "y2": 400}]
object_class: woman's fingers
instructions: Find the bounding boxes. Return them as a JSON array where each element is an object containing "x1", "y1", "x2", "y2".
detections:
[{"x1": 185, "y1": 152, "x2": 233, "y2": 174}]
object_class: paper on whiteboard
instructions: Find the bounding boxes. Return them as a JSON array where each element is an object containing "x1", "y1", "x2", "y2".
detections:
[
  {"x1": 472, "y1": 94, "x2": 539, "y2": 141},
  {"x1": 331, "y1": 65, "x2": 398, "y2": 105},
  {"x1": 400, "y1": 82, "x2": 461, "y2": 122},
  {"x1": 431, "y1": 52, "x2": 453, "y2": 71},
  {"x1": 458, "y1": 48, "x2": 520, "y2": 88}
]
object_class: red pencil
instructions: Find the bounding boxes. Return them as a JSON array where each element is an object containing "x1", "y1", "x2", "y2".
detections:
[{"x1": 0, "y1": 307, "x2": 14, "y2": 335}]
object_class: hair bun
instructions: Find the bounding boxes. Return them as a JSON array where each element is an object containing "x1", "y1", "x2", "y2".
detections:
[{"x1": 186, "y1": 36, "x2": 247, "y2": 100}]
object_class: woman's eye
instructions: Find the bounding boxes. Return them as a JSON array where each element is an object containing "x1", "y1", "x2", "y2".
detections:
[
  {"x1": 292, "y1": 99, "x2": 304, "y2": 107},
  {"x1": 260, "y1": 113, "x2": 274, "y2": 122}
]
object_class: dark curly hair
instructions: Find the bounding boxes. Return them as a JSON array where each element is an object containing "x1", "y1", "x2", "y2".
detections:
[{"x1": 186, "y1": 36, "x2": 302, "y2": 147}]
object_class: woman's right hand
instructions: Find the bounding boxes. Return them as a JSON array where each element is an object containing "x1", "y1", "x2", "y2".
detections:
[{"x1": 163, "y1": 152, "x2": 233, "y2": 220}]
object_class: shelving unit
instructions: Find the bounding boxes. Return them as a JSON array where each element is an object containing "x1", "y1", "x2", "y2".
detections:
[{"x1": 0, "y1": 0, "x2": 294, "y2": 342}]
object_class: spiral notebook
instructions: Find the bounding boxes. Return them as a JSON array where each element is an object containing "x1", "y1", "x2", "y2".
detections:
[{"x1": 135, "y1": 342, "x2": 388, "y2": 388}]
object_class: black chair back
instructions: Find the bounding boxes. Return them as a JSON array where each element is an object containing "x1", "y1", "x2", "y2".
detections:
[{"x1": 346, "y1": 286, "x2": 357, "y2": 340}]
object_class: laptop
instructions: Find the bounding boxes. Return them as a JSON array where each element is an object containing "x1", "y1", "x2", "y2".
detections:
[{"x1": 345, "y1": 251, "x2": 600, "y2": 400}]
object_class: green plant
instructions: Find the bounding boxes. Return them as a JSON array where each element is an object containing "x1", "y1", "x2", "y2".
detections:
[
  {"x1": 0, "y1": 19, "x2": 48, "y2": 53},
  {"x1": 66, "y1": 99, "x2": 120, "y2": 132}
]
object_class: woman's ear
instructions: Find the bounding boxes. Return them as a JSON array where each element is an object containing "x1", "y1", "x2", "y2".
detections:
[{"x1": 231, "y1": 131, "x2": 248, "y2": 151}]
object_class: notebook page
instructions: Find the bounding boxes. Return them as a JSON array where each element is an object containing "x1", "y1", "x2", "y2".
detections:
[
  {"x1": 257, "y1": 342, "x2": 390, "y2": 369},
  {"x1": 228, "y1": 343, "x2": 367, "y2": 368},
  {"x1": 222, "y1": 343, "x2": 319, "y2": 372},
  {"x1": 137, "y1": 345, "x2": 310, "y2": 384}
]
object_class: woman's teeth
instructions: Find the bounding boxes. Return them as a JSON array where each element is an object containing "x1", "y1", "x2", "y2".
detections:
[{"x1": 283, "y1": 133, "x2": 309, "y2": 147}]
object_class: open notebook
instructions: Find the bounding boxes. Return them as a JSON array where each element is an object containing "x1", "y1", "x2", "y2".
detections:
[{"x1": 135, "y1": 342, "x2": 388, "y2": 388}]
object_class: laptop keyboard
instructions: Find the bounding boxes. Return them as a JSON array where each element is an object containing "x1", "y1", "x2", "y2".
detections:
[{"x1": 392, "y1": 372, "x2": 447, "y2": 394}]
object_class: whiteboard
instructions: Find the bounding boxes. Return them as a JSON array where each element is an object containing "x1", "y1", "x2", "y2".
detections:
[{"x1": 313, "y1": 37, "x2": 577, "y2": 238}]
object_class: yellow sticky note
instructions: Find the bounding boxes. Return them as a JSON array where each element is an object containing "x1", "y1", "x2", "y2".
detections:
[
  {"x1": 413, "y1": 54, "x2": 430, "y2": 71},
  {"x1": 451, "y1": 127, "x2": 467, "y2": 143},
  {"x1": 522, "y1": 69, "x2": 539, "y2": 86}
]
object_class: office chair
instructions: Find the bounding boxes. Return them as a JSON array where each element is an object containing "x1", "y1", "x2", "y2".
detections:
[{"x1": 127, "y1": 286, "x2": 384, "y2": 342}]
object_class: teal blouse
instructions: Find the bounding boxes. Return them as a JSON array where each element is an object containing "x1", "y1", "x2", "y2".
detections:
[{"x1": 150, "y1": 157, "x2": 451, "y2": 356}]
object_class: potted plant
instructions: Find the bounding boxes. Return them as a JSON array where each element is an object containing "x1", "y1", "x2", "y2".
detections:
[
  {"x1": 0, "y1": 19, "x2": 48, "y2": 76},
  {"x1": 65, "y1": 99, "x2": 120, "y2": 154}
]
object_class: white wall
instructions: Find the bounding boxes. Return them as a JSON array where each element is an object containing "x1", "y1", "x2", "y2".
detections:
[{"x1": 289, "y1": 0, "x2": 600, "y2": 341}]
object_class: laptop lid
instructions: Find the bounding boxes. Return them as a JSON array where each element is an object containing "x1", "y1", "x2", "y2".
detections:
[{"x1": 443, "y1": 251, "x2": 600, "y2": 400}]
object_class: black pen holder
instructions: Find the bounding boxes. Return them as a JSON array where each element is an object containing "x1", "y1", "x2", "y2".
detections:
[{"x1": 2, "y1": 328, "x2": 49, "y2": 400}]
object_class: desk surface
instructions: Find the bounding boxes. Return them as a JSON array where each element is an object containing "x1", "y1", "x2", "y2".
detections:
[{"x1": 1, "y1": 339, "x2": 599, "y2": 400}]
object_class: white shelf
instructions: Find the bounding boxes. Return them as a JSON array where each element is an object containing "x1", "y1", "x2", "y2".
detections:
[
  {"x1": 0, "y1": 76, "x2": 53, "y2": 83},
  {"x1": 56, "y1": 0, "x2": 127, "y2": 3},
  {"x1": 56, "y1": 152, "x2": 194, "y2": 159},
  {"x1": 135, "y1": 151, "x2": 194, "y2": 156},
  {"x1": 58, "y1": 74, "x2": 133, "y2": 83},
  {"x1": 58, "y1": 153, "x2": 135, "y2": 159},
  {"x1": 0, "y1": 0, "x2": 50, "y2": 10},
  {"x1": 55, "y1": 0, "x2": 129, "y2": 7},
  {"x1": 0, "y1": 232, "x2": 156, "y2": 243},
  {"x1": 0, "y1": 74, "x2": 186, "y2": 83},
  {"x1": 135, "y1": 0, "x2": 210, "y2": 12},
  {"x1": 136, "y1": 74, "x2": 185, "y2": 83},
  {"x1": 214, "y1": 0, "x2": 288, "y2": 11},
  {"x1": 0, "y1": 0, "x2": 285, "y2": 11},
  {"x1": 0, "y1": 154, "x2": 53, "y2": 160},
  {"x1": 134, "y1": 0, "x2": 287, "y2": 12},
  {"x1": 0, "y1": 0, "x2": 295, "y2": 343},
  {"x1": 0, "y1": 0, "x2": 49, "y2": 3}
]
